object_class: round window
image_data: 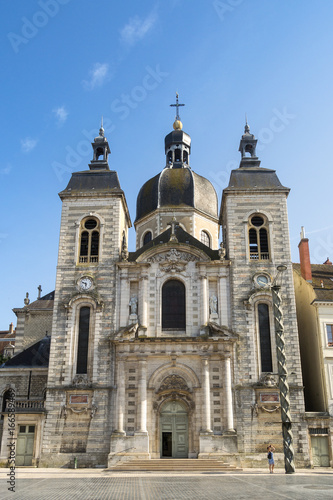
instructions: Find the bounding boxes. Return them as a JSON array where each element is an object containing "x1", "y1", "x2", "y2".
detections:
[
  {"x1": 251, "y1": 216, "x2": 264, "y2": 227},
  {"x1": 84, "y1": 219, "x2": 97, "y2": 230}
]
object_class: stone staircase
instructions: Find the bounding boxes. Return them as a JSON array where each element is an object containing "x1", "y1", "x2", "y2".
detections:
[{"x1": 108, "y1": 459, "x2": 241, "y2": 472}]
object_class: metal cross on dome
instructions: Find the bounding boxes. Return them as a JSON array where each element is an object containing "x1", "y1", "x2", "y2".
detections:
[{"x1": 170, "y1": 92, "x2": 185, "y2": 120}]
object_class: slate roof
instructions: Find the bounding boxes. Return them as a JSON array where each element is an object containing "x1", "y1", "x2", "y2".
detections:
[
  {"x1": 1, "y1": 335, "x2": 50, "y2": 368},
  {"x1": 129, "y1": 225, "x2": 220, "y2": 262},
  {"x1": 224, "y1": 167, "x2": 289, "y2": 192},
  {"x1": 293, "y1": 263, "x2": 333, "y2": 302},
  {"x1": 59, "y1": 169, "x2": 123, "y2": 196},
  {"x1": 13, "y1": 291, "x2": 55, "y2": 313},
  {"x1": 135, "y1": 167, "x2": 218, "y2": 222}
]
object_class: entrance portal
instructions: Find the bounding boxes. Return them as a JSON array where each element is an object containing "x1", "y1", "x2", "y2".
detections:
[{"x1": 160, "y1": 401, "x2": 188, "y2": 458}]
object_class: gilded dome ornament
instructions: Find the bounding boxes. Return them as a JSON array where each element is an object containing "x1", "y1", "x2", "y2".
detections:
[{"x1": 173, "y1": 119, "x2": 183, "y2": 130}]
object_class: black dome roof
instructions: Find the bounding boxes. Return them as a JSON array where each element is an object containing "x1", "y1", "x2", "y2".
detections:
[{"x1": 135, "y1": 167, "x2": 218, "y2": 222}]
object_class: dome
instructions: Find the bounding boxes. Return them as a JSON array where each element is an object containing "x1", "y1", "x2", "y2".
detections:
[{"x1": 135, "y1": 167, "x2": 218, "y2": 222}]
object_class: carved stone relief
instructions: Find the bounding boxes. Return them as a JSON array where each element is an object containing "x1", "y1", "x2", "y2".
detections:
[{"x1": 157, "y1": 374, "x2": 190, "y2": 393}]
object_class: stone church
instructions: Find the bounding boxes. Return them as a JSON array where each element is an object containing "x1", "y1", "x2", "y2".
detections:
[{"x1": 0, "y1": 101, "x2": 311, "y2": 468}]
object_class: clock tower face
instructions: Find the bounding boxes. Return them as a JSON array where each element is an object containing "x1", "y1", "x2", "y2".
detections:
[
  {"x1": 79, "y1": 277, "x2": 93, "y2": 291},
  {"x1": 255, "y1": 274, "x2": 270, "y2": 288}
]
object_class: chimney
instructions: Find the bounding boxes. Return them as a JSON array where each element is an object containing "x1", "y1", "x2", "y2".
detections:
[
  {"x1": 298, "y1": 226, "x2": 312, "y2": 281},
  {"x1": 323, "y1": 257, "x2": 332, "y2": 265},
  {"x1": 9, "y1": 322, "x2": 14, "y2": 334}
]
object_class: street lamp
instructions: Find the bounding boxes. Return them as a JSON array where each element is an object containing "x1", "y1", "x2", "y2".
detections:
[{"x1": 271, "y1": 264, "x2": 295, "y2": 474}]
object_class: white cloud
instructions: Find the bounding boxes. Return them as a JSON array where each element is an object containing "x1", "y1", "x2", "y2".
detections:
[
  {"x1": 82, "y1": 63, "x2": 109, "y2": 91},
  {"x1": 1, "y1": 163, "x2": 12, "y2": 175},
  {"x1": 120, "y1": 11, "x2": 157, "y2": 46},
  {"x1": 53, "y1": 105, "x2": 68, "y2": 126},
  {"x1": 21, "y1": 137, "x2": 38, "y2": 153}
]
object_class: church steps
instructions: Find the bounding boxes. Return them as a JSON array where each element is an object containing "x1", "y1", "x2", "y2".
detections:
[{"x1": 108, "y1": 459, "x2": 241, "y2": 472}]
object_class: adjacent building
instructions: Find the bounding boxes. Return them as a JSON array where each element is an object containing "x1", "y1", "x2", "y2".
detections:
[{"x1": 293, "y1": 231, "x2": 333, "y2": 466}]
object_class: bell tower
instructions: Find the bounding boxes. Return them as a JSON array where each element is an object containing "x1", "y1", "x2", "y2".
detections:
[
  {"x1": 238, "y1": 120, "x2": 260, "y2": 168},
  {"x1": 89, "y1": 119, "x2": 111, "y2": 170},
  {"x1": 164, "y1": 93, "x2": 191, "y2": 168},
  {"x1": 40, "y1": 123, "x2": 131, "y2": 467},
  {"x1": 220, "y1": 121, "x2": 308, "y2": 463}
]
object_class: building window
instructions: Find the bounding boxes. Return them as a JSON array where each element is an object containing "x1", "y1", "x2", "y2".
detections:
[
  {"x1": 143, "y1": 231, "x2": 152, "y2": 246},
  {"x1": 248, "y1": 215, "x2": 270, "y2": 260},
  {"x1": 326, "y1": 324, "x2": 333, "y2": 346},
  {"x1": 79, "y1": 218, "x2": 100, "y2": 264},
  {"x1": 162, "y1": 280, "x2": 185, "y2": 330},
  {"x1": 183, "y1": 150, "x2": 188, "y2": 164},
  {"x1": 258, "y1": 303, "x2": 273, "y2": 372},
  {"x1": 201, "y1": 230, "x2": 211, "y2": 248},
  {"x1": 76, "y1": 307, "x2": 90, "y2": 374},
  {"x1": 1, "y1": 390, "x2": 12, "y2": 413}
]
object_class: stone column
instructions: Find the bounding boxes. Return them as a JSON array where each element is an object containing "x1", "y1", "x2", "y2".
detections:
[
  {"x1": 201, "y1": 276, "x2": 209, "y2": 325},
  {"x1": 202, "y1": 357, "x2": 212, "y2": 432},
  {"x1": 223, "y1": 353, "x2": 234, "y2": 431},
  {"x1": 115, "y1": 359, "x2": 125, "y2": 434},
  {"x1": 137, "y1": 358, "x2": 148, "y2": 433},
  {"x1": 139, "y1": 276, "x2": 148, "y2": 329}
]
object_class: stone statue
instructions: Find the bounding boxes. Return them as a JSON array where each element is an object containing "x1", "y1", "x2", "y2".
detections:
[
  {"x1": 209, "y1": 295, "x2": 218, "y2": 314},
  {"x1": 121, "y1": 231, "x2": 129, "y2": 261},
  {"x1": 218, "y1": 242, "x2": 226, "y2": 260},
  {"x1": 129, "y1": 296, "x2": 138, "y2": 315}
]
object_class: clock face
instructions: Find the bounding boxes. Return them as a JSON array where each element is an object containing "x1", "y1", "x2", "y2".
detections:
[
  {"x1": 256, "y1": 274, "x2": 269, "y2": 287},
  {"x1": 79, "y1": 277, "x2": 93, "y2": 291}
]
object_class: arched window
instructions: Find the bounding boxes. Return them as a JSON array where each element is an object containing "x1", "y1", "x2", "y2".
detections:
[
  {"x1": 245, "y1": 144, "x2": 253, "y2": 157},
  {"x1": 76, "y1": 306, "x2": 90, "y2": 374},
  {"x1": 1, "y1": 390, "x2": 11, "y2": 414},
  {"x1": 183, "y1": 150, "x2": 188, "y2": 164},
  {"x1": 248, "y1": 215, "x2": 269, "y2": 260},
  {"x1": 167, "y1": 151, "x2": 173, "y2": 164},
  {"x1": 201, "y1": 230, "x2": 211, "y2": 248},
  {"x1": 258, "y1": 303, "x2": 273, "y2": 372},
  {"x1": 79, "y1": 218, "x2": 100, "y2": 264},
  {"x1": 143, "y1": 231, "x2": 152, "y2": 246},
  {"x1": 95, "y1": 147, "x2": 104, "y2": 160},
  {"x1": 175, "y1": 148, "x2": 181, "y2": 162},
  {"x1": 162, "y1": 280, "x2": 185, "y2": 330}
]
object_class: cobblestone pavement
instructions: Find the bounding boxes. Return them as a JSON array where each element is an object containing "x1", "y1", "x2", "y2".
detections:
[{"x1": 1, "y1": 471, "x2": 333, "y2": 500}]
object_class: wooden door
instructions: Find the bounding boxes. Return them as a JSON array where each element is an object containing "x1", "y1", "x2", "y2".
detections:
[
  {"x1": 160, "y1": 401, "x2": 188, "y2": 458},
  {"x1": 16, "y1": 425, "x2": 35, "y2": 466},
  {"x1": 311, "y1": 436, "x2": 330, "y2": 467}
]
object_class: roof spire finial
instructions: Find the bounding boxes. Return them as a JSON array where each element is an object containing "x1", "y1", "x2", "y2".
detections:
[
  {"x1": 170, "y1": 92, "x2": 185, "y2": 130},
  {"x1": 245, "y1": 114, "x2": 250, "y2": 133},
  {"x1": 99, "y1": 116, "x2": 104, "y2": 137}
]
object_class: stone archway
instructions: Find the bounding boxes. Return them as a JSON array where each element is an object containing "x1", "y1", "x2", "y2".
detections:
[{"x1": 160, "y1": 400, "x2": 188, "y2": 458}]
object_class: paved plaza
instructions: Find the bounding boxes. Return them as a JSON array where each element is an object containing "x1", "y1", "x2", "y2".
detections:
[{"x1": 1, "y1": 469, "x2": 333, "y2": 500}]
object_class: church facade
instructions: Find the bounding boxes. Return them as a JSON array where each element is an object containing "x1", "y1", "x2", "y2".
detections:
[{"x1": 0, "y1": 105, "x2": 311, "y2": 468}]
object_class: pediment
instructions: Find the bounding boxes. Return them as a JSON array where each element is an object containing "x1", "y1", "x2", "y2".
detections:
[
  {"x1": 137, "y1": 246, "x2": 206, "y2": 266},
  {"x1": 143, "y1": 247, "x2": 205, "y2": 273}
]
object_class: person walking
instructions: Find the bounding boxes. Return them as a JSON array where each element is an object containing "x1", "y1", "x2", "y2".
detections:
[{"x1": 267, "y1": 444, "x2": 275, "y2": 473}]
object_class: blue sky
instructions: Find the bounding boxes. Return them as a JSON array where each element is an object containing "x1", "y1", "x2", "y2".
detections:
[{"x1": 1, "y1": 0, "x2": 333, "y2": 328}]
